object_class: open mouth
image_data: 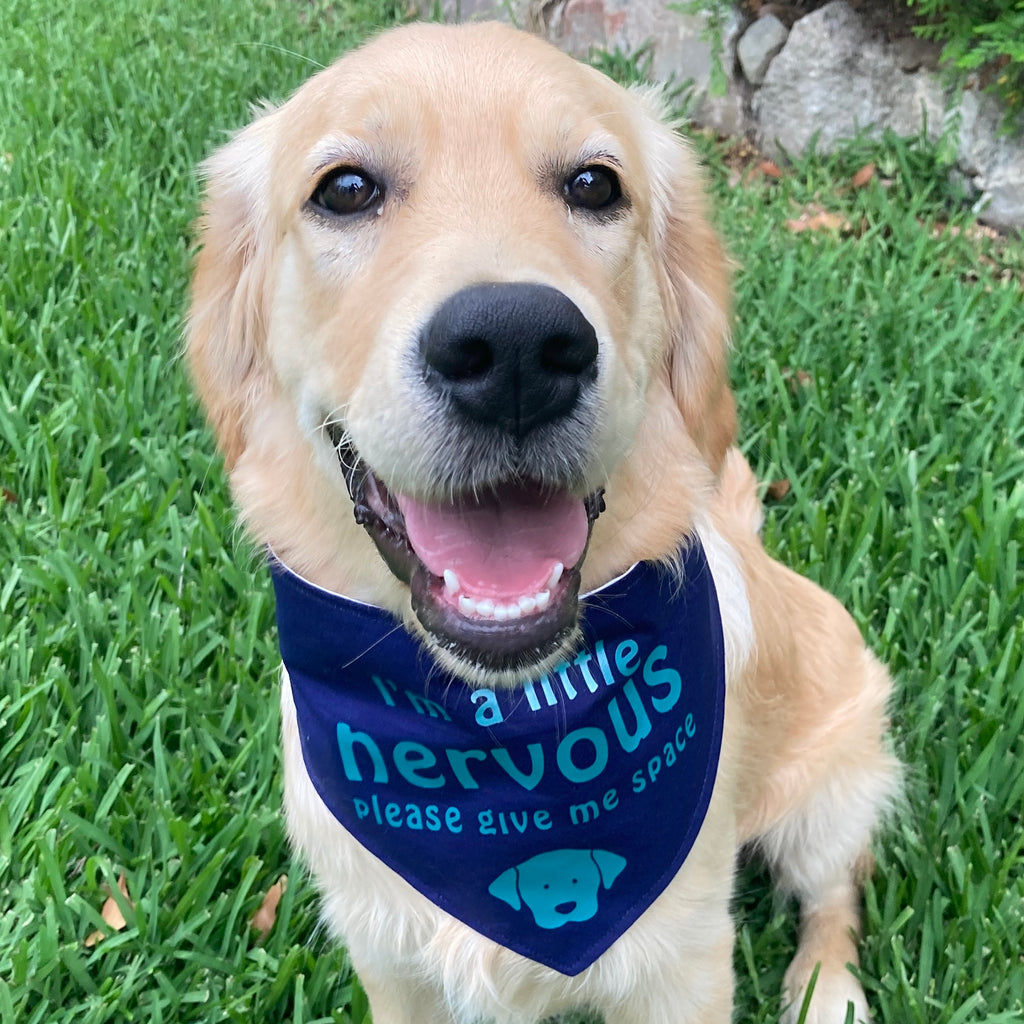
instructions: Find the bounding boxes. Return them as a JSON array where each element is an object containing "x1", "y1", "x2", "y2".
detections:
[{"x1": 330, "y1": 431, "x2": 604, "y2": 671}]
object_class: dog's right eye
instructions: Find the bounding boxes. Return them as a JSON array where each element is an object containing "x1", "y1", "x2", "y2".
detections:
[
  {"x1": 309, "y1": 167, "x2": 382, "y2": 216},
  {"x1": 562, "y1": 165, "x2": 623, "y2": 213}
]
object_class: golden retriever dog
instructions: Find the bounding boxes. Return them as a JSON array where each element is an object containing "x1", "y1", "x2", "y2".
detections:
[{"x1": 187, "y1": 21, "x2": 898, "y2": 1024}]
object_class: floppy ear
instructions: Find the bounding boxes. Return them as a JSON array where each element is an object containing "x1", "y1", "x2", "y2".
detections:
[
  {"x1": 635, "y1": 89, "x2": 736, "y2": 476},
  {"x1": 488, "y1": 866, "x2": 522, "y2": 910},
  {"x1": 590, "y1": 849, "x2": 627, "y2": 889},
  {"x1": 186, "y1": 107, "x2": 278, "y2": 469}
]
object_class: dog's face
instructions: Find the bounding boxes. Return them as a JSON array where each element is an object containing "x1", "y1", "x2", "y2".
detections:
[
  {"x1": 488, "y1": 848, "x2": 627, "y2": 930},
  {"x1": 188, "y1": 22, "x2": 734, "y2": 684}
]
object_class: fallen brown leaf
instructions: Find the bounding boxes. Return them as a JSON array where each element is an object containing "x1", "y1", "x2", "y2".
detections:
[
  {"x1": 759, "y1": 159, "x2": 783, "y2": 179},
  {"x1": 2, "y1": 487, "x2": 17, "y2": 504},
  {"x1": 765, "y1": 478, "x2": 791, "y2": 502},
  {"x1": 851, "y1": 162, "x2": 876, "y2": 189},
  {"x1": 721, "y1": 136, "x2": 776, "y2": 187},
  {"x1": 931, "y1": 220, "x2": 1003, "y2": 243},
  {"x1": 250, "y1": 875, "x2": 288, "y2": 943},
  {"x1": 84, "y1": 873, "x2": 132, "y2": 948},
  {"x1": 780, "y1": 367, "x2": 815, "y2": 392},
  {"x1": 785, "y1": 210, "x2": 850, "y2": 233}
]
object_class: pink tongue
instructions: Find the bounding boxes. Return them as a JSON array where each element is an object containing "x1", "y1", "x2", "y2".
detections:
[{"x1": 397, "y1": 484, "x2": 588, "y2": 599}]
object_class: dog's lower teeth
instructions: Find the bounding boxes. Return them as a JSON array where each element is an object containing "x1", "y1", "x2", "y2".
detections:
[
  {"x1": 443, "y1": 569, "x2": 461, "y2": 595},
  {"x1": 454, "y1": 590, "x2": 555, "y2": 621},
  {"x1": 547, "y1": 562, "x2": 564, "y2": 589}
]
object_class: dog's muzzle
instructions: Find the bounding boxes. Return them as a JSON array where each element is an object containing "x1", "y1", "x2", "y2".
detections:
[{"x1": 331, "y1": 283, "x2": 606, "y2": 674}]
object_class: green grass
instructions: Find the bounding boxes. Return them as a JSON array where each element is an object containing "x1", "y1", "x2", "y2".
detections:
[
  {"x1": 703, "y1": 135, "x2": 1024, "y2": 1023},
  {"x1": 1, "y1": 1, "x2": 1022, "y2": 1022}
]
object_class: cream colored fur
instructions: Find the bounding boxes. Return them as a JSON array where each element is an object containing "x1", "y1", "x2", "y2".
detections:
[{"x1": 187, "y1": 21, "x2": 898, "y2": 1023}]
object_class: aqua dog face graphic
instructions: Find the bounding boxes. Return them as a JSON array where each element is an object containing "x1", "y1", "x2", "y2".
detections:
[{"x1": 488, "y1": 849, "x2": 627, "y2": 930}]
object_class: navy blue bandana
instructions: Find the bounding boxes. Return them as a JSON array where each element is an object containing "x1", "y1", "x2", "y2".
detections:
[{"x1": 271, "y1": 544, "x2": 725, "y2": 976}]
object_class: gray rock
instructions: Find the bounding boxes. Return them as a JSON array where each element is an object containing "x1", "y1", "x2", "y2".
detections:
[
  {"x1": 754, "y1": 0, "x2": 946, "y2": 156},
  {"x1": 955, "y1": 90, "x2": 1024, "y2": 232},
  {"x1": 737, "y1": 14, "x2": 788, "y2": 86},
  {"x1": 534, "y1": 0, "x2": 747, "y2": 134},
  {"x1": 891, "y1": 34, "x2": 943, "y2": 73},
  {"x1": 419, "y1": 0, "x2": 532, "y2": 24}
]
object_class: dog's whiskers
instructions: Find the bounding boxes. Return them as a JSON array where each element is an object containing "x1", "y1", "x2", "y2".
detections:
[
  {"x1": 339, "y1": 620, "x2": 406, "y2": 671},
  {"x1": 238, "y1": 41, "x2": 326, "y2": 70}
]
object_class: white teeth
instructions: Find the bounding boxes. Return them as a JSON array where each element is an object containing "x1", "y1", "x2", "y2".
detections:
[
  {"x1": 547, "y1": 562, "x2": 564, "y2": 589},
  {"x1": 443, "y1": 569, "x2": 461, "y2": 595},
  {"x1": 453, "y1": 587, "x2": 556, "y2": 621}
]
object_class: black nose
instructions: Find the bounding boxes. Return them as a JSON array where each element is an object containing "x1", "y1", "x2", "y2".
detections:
[{"x1": 420, "y1": 283, "x2": 599, "y2": 437}]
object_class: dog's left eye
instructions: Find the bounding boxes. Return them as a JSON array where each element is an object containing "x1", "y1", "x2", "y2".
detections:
[
  {"x1": 563, "y1": 165, "x2": 623, "y2": 212},
  {"x1": 309, "y1": 167, "x2": 382, "y2": 216}
]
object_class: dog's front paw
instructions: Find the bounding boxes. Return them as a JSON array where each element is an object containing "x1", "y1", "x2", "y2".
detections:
[{"x1": 781, "y1": 958, "x2": 871, "y2": 1024}]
